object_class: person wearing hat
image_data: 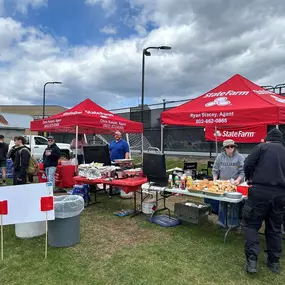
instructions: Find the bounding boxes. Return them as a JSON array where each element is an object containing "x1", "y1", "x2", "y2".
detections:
[
  {"x1": 242, "y1": 128, "x2": 285, "y2": 274},
  {"x1": 212, "y1": 139, "x2": 245, "y2": 185},
  {"x1": 43, "y1": 136, "x2": 61, "y2": 187},
  {"x1": 109, "y1": 131, "x2": 130, "y2": 162}
]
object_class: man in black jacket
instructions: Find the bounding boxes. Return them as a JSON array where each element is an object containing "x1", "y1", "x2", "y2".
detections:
[
  {"x1": 43, "y1": 136, "x2": 60, "y2": 187},
  {"x1": 243, "y1": 128, "x2": 285, "y2": 274},
  {"x1": 0, "y1": 134, "x2": 8, "y2": 185},
  {"x1": 8, "y1": 136, "x2": 30, "y2": 185}
]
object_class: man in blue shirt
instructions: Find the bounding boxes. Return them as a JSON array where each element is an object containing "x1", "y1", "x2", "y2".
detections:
[{"x1": 109, "y1": 131, "x2": 130, "y2": 161}]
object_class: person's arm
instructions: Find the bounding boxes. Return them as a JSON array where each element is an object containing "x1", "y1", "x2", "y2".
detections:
[
  {"x1": 124, "y1": 141, "x2": 130, "y2": 159},
  {"x1": 212, "y1": 154, "x2": 221, "y2": 181},
  {"x1": 20, "y1": 149, "x2": 30, "y2": 176},
  {"x1": 4, "y1": 143, "x2": 8, "y2": 158},
  {"x1": 244, "y1": 145, "x2": 262, "y2": 181},
  {"x1": 234, "y1": 154, "x2": 245, "y2": 185},
  {"x1": 70, "y1": 139, "x2": 75, "y2": 150}
]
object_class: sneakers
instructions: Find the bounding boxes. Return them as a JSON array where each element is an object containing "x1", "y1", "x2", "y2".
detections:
[{"x1": 245, "y1": 256, "x2": 258, "y2": 273}]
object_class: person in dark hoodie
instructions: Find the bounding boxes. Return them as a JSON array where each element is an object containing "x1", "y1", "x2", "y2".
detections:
[
  {"x1": 8, "y1": 136, "x2": 30, "y2": 185},
  {"x1": 43, "y1": 136, "x2": 60, "y2": 187},
  {"x1": 243, "y1": 128, "x2": 285, "y2": 274},
  {"x1": 0, "y1": 135, "x2": 9, "y2": 185}
]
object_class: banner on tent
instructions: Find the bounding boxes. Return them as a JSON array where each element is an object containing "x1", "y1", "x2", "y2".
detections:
[{"x1": 205, "y1": 125, "x2": 267, "y2": 143}]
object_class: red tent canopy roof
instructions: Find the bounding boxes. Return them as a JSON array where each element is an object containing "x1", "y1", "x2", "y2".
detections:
[
  {"x1": 30, "y1": 98, "x2": 143, "y2": 134},
  {"x1": 161, "y1": 74, "x2": 285, "y2": 126}
]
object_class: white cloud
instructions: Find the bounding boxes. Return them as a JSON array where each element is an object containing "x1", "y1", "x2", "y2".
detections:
[
  {"x1": 1, "y1": 0, "x2": 285, "y2": 109},
  {"x1": 85, "y1": 0, "x2": 116, "y2": 15},
  {"x1": 100, "y1": 24, "x2": 117, "y2": 34},
  {"x1": 9, "y1": 0, "x2": 48, "y2": 15}
]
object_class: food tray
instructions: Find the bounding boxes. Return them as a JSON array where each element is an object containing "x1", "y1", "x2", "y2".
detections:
[
  {"x1": 204, "y1": 190, "x2": 225, "y2": 197},
  {"x1": 187, "y1": 189, "x2": 206, "y2": 194},
  {"x1": 113, "y1": 159, "x2": 133, "y2": 164}
]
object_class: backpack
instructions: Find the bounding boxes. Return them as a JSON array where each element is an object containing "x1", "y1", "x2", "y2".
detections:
[{"x1": 20, "y1": 148, "x2": 40, "y2": 175}]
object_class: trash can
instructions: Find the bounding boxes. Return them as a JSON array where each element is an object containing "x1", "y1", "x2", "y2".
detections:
[{"x1": 48, "y1": 195, "x2": 84, "y2": 248}]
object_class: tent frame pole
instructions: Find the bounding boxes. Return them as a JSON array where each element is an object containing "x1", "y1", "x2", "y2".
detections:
[
  {"x1": 215, "y1": 125, "x2": 218, "y2": 157},
  {"x1": 141, "y1": 133, "x2": 144, "y2": 164},
  {"x1": 276, "y1": 125, "x2": 279, "y2": 129},
  {"x1": 126, "y1": 133, "x2": 131, "y2": 159},
  {"x1": 75, "y1": 126, "x2": 78, "y2": 167},
  {"x1": 161, "y1": 124, "x2": 164, "y2": 153}
]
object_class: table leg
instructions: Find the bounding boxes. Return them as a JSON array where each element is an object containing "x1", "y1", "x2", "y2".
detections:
[
  {"x1": 130, "y1": 189, "x2": 143, "y2": 218},
  {"x1": 150, "y1": 191, "x2": 171, "y2": 219},
  {"x1": 224, "y1": 203, "x2": 240, "y2": 244}
]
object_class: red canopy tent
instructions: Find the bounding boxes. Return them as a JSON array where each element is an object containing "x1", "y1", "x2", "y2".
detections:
[
  {"x1": 161, "y1": 74, "x2": 285, "y2": 127},
  {"x1": 30, "y1": 98, "x2": 143, "y2": 134},
  {"x1": 30, "y1": 98, "x2": 143, "y2": 163},
  {"x1": 160, "y1": 74, "x2": 285, "y2": 153}
]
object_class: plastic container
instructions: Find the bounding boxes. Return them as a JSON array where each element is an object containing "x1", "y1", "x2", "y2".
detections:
[
  {"x1": 48, "y1": 195, "x2": 84, "y2": 247},
  {"x1": 120, "y1": 190, "x2": 134, "y2": 199},
  {"x1": 142, "y1": 198, "x2": 156, "y2": 215},
  {"x1": 237, "y1": 185, "x2": 249, "y2": 196},
  {"x1": 174, "y1": 200, "x2": 211, "y2": 224},
  {"x1": 15, "y1": 221, "x2": 45, "y2": 238}
]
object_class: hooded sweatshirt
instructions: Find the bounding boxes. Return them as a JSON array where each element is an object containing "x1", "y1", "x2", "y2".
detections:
[
  {"x1": 0, "y1": 141, "x2": 8, "y2": 161},
  {"x1": 212, "y1": 150, "x2": 245, "y2": 180},
  {"x1": 244, "y1": 128, "x2": 285, "y2": 192}
]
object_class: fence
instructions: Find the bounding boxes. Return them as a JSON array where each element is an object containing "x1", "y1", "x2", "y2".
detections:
[{"x1": 108, "y1": 85, "x2": 285, "y2": 156}]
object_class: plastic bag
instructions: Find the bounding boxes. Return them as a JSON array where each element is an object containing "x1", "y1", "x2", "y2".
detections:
[{"x1": 54, "y1": 195, "x2": 85, "y2": 219}]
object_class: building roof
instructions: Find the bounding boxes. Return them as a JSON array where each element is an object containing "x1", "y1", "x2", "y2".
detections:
[{"x1": 0, "y1": 113, "x2": 34, "y2": 129}]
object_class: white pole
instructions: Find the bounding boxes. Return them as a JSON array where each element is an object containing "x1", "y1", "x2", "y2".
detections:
[
  {"x1": 215, "y1": 125, "x2": 218, "y2": 156},
  {"x1": 276, "y1": 125, "x2": 279, "y2": 129},
  {"x1": 160, "y1": 124, "x2": 164, "y2": 153},
  {"x1": 75, "y1": 126, "x2": 78, "y2": 166},
  {"x1": 126, "y1": 133, "x2": 131, "y2": 159},
  {"x1": 141, "y1": 133, "x2": 144, "y2": 163}
]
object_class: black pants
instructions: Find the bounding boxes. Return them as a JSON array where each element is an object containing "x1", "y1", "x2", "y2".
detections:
[
  {"x1": 242, "y1": 187, "x2": 285, "y2": 262},
  {"x1": 77, "y1": 155, "x2": 84, "y2": 165},
  {"x1": 13, "y1": 171, "x2": 27, "y2": 185}
]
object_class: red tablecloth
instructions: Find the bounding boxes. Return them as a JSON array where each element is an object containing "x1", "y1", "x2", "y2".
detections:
[{"x1": 73, "y1": 176, "x2": 148, "y2": 194}]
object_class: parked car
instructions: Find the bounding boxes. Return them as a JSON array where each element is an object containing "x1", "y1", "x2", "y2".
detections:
[{"x1": 9, "y1": 135, "x2": 73, "y2": 160}]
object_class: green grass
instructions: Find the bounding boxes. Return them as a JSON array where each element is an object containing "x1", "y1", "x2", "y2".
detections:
[
  {"x1": 0, "y1": 194, "x2": 284, "y2": 285},
  {"x1": 0, "y1": 160, "x2": 284, "y2": 284}
]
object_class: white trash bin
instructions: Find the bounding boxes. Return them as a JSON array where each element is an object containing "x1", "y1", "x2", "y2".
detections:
[{"x1": 15, "y1": 221, "x2": 46, "y2": 238}]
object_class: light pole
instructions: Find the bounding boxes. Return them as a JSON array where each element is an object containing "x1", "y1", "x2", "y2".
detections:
[
  {"x1": 43, "y1": 81, "x2": 62, "y2": 119},
  {"x1": 141, "y1": 46, "x2": 171, "y2": 126}
]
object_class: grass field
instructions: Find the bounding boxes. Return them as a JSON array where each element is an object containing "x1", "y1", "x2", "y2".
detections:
[{"x1": 0, "y1": 159, "x2": 284, "y2": 285}]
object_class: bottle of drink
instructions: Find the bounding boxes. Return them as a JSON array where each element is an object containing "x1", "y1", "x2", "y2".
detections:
[
  {"x1": 181, "y1": 175, "x2": 186, "y2": 190},
  {"x1": 174, "y1": 175, "x2": 180, "y2": 188},
  {"x1": 187, "y1": 176, "x2": 193, "y2": 189},
  {"x1": 168, "y1": 174, "x2": 173, "y2": 188}
]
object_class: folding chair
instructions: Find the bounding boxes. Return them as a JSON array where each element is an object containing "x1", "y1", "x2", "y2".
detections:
[{"x1": 183, "y1": 161, "x2": 198, "y2": 179}]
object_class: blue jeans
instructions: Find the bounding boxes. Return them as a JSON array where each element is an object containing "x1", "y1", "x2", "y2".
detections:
[{"x1": 45, "y1": 167, "x2": 56, "y2": 188}]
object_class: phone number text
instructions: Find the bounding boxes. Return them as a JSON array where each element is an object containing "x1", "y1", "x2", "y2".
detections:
[{"x1": 196, "y1": 118, "x2": 227, "y2": 124}]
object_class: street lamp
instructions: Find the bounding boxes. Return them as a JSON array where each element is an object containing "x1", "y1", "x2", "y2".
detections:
[
  {"x1": 141, "y1": 46, "x2": 171, "y2": 125},
  {"x1": 43, "y1": 81, "x2": 62, "y2": 119}
]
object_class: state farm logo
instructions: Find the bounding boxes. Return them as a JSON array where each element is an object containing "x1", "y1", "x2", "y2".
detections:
[
  {"x1": 270, "y1": 95, "x2": 285, "y2": 103},
  {"x1": 204, "y1": 90, "x2": 249, "y2": 98},
  {"x1": 205, "y1": 97, "x2": 231, "y2": 107},
  {"x1": 214, "y1": 129, "x2": 255, "y2": 138}
]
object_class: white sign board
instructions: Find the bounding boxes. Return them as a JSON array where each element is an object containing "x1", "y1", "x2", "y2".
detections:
[{"x1": 0, "y1": 183, "x2": 55, "y2": 226}]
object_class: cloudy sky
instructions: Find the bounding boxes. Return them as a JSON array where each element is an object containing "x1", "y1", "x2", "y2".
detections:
[{"x1": 0, "y1": 0, "x2": 285, "y2": 110}]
